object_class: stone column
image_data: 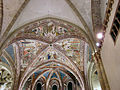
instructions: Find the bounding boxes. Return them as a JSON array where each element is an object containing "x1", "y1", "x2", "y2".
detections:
[
  {"x1": 93, "y1": 51, "x2": 110, "y2": 90},
  {"x1": 0, "y1": 0, "x2": 3, "y2": 34}
]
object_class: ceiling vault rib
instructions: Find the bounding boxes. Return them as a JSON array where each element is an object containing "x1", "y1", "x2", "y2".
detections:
[
  {"x1": 46, "y1": 70, "x2": 54, "y2": 89},
  {"x1": 65, "y1": 0, "x2": 96, "y2": 50},
  {"x1": 53, "y1": 44, "x2": 85, "y2": 88},
  {"x1": 31, "y1": 67, "x2": 77, "y2": 90},
  {"x1": 20, "y1": 60, "x2": 82, "y2": 89},
  {"x1": 2, "y1": 51, "x2": 16, "y2": 89},
  {"x1": 59, "y1": 68, "x2": 77, "y2": 84},
  {"x1": 13, "y1": 43, "x2": 21, "y2": 90},
  {"x1": 0, "y1": 0, "x2": 30, "y2": 45},
  {"x1": 91, "y1": 0, "x2": 102, "y2": 34},
  {"x1": 2, "y1": 51, "x2": 16, "y2": 80},
  {"x1": 0, "y1": 0, "x2": 3, "y2": 34},
  {"x1": 19, "y1": 45, "x2": 49, "y2": 89},
  {"x1": 3, "y1": 50, "x2": 15, "y2": 67},
  {"x1": 32, "y1": 69, "x2": 52, "y2": 90},
  {"x1": 0, "y1": 17, "x2": 95, "y2": 57},
  {"x1": 56, "y1": 70, "x2": 62, "y2": 87}
]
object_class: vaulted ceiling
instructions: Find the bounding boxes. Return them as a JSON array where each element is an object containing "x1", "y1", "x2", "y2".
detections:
[
  {"x1": 0, "y1": 0, "x2": 108, "y2": 38},
  {"x1": 0, "y1": 0, "x2": 109, "y2": 90},
  {"x1": 0, "y1": 0, "x2": 109, "y2": 54}
]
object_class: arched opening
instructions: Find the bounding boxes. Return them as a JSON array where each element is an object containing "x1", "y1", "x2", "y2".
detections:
[
  {"x1": 36, "y1": 83, "x2": 42, "y2": 90},
  {"x1": 68, "y1": 82, "x2": 72, "y2": 90},
  {"x1": 92, "y1": 70, "x2": 101, "y2": 90},
  {"x1": 52, "y1": 85, "x2": 57, "y2": 90}
]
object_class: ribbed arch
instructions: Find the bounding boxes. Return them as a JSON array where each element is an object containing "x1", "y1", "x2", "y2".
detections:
[
  {"x1": 20, "y1": 60, "x2": 85, "y2": 90},
  {"x1": 0, "y1": 17, "x2": 96, "y2": 55}
]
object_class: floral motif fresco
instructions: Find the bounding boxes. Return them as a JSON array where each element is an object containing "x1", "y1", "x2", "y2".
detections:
[
  {"x1": 17, "y1": 19, "x2": 86, "y2": 42},
  {"x1": 0, "y1": 66, "x2": 13, "y2": 90},
  {"x1": 24, "y1": 21, "x2": 70, "y2": 40}
]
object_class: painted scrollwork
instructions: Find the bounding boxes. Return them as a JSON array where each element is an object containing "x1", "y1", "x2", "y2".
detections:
[{"x1": 0, "y1": 65, "x2": 13, "y2": 90}]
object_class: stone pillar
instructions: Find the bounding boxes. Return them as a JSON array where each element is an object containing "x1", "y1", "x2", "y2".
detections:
[
  {"x1": 0, "y1": 0, "x2": 3, "y2": 34},
  {"x1": 93, "y1": 51, "x2": 110, "y2": 90}
]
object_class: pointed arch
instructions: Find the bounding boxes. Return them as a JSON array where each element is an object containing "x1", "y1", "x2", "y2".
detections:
[
  {"x1": 19, "y1": 60, "x2": 85, "y2": 90},
  {"x1": 0, "y1": 17, "x2": 96, "y2": 56}
]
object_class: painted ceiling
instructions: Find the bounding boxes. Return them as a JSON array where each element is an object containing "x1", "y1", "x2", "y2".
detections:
[
  {"x1": 0, "y1": 18, "x2": 93, "y2": 89},
  {"x1": 1, "y1": 0, "x2": 108, "y2": 36},
  {"x1": 0, "y1": 0, "x2": 109, "y2": 89}
]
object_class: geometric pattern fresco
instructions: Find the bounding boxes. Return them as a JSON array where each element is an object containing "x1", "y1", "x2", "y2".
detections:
[
  {"x1": 0, "y1": 19, "x2": 93, "y2": 90},
  {"x1": 17, "y1": 39, "x2": 47, "y2": 67},
  {"x1": 55, "y1": 38, "x2": 85, "y2": 71}
]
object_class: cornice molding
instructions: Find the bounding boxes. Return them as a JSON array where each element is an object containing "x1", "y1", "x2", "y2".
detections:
[{"x1": 100, "y1": 0, "x2": 114, "y2": 50}]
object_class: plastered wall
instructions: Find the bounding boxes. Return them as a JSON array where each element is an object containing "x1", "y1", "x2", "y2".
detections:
[{"x1": 101, "y1": 0, "x2": 120, "y2": 90}]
